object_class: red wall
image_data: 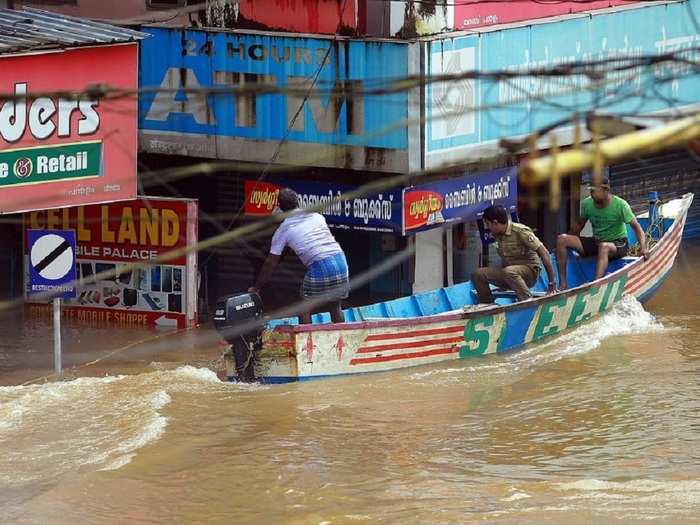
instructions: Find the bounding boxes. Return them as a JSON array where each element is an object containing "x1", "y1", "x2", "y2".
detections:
[
  {"x1": 238, "y1": 0, "x2": 358, "y2": 34},
  {"x1": 454, "y1": 0, "x2": 640, "y2": 30}
]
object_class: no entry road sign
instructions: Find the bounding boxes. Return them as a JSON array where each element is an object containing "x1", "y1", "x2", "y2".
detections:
[{"x1": 27, "y1": 230, "x2": 77, "y2": 299}]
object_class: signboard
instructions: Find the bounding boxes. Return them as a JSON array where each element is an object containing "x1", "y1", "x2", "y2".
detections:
[
  {"x1": 139, "y1": 28, "x2": 410, "y2": 172},
  {"x1": 27, "y1": 230, "x2": 77, "y2": 300},
  {"x1": 425, "y1": 0, "x2": 700, "y2": 166},
  {"x1": 0, "y1": 44, "x2": 138, "y2": 214},
  {"x1": 402, "y1": 167, "x2": 517, "y2": 234},
  {"x1": 453, "y1": 0, "x2": 637, "y2": 30},
  {"x1": 244, "y1": 179, "x2": 403, "y2": 233},
  {"x1": 24, "y1": 197, "x2": 198, "y2": 329}
]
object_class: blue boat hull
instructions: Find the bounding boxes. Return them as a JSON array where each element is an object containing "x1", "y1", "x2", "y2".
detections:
[{"x1": 241, "y1": 194, "x2": 693, "y2": 383}]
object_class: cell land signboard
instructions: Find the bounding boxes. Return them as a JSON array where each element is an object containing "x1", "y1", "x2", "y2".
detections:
[
  {"x1": 425, "y1": 0, "x2": 700, "y2": 167},
  {"x1": 139, "y1": 27, "x2": 412, "y2": 172},
  {"x1": 0, "y1": 44, "x2": 138, "y2": 214},
  {"x1": 244, "y1": 180, "x2": 403, "y2": 233},
  {"x1": 24, "y1": 197, "x2": 198, "y2": 329}
]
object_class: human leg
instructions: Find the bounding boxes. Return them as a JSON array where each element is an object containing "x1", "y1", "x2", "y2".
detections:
[
  {"x1": 329, "y1": 301, "x2": 345, "y2": 323},
  {"x1": 471, "y1": 267, "x2": 508, "y2": 304},
  {"x1": 301, "y1": 253, "x2": 349, "y2": 324},
  {"x1": 595, "y1": 242, "x2": 616, "y2": 279},
  {"x1": 556, "y1": 234, "x2": 586, "y2": 289},
  {"x1": 298, "y1": 304, "x2": 312, "y2": 324},
  {"x1": 501, "y1": 265, "x2": 538, "y2": 301}
]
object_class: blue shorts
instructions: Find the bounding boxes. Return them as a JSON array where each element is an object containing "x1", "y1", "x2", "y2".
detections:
[{"x1": 301, "y1": 252, "x2": 350, "y2": 301}]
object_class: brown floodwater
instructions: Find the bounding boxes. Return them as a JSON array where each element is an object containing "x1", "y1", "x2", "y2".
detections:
[{"x1": 1, "y1": 240, "x2": 699, "y2": 524}]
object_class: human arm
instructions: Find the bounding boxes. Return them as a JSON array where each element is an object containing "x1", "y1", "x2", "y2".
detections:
[
  {"x1": 620, "y1": 199, "x2": 648, "y2": 260},
  {"x1": 568, "y1": 217, "x2": 587, "y2": 236},
  {"x1": 250, "y1": 224, "x2": 287, "y2": 293},
  {"x1": 629, "y1": 218, "x2": 649, "y2": 260},
  {"x1": 249, "y1": 254, "x2": 281, "y2": 293},
  {"x1": 536, "y1": 245, "x2": 558, "y2": 293}
]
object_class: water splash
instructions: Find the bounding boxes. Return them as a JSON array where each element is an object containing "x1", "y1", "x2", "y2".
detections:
[
  {"x1": 522, "y1": 295, "x2": 664, "y2": 361},
  {"x1": 557, "y1": 478, "x2": 700, "y2": 506},
  {"x1": 408, "y1": 296, "x2": 664, "y2": 382},
  {"x1": 0, "y1": 365, "x2": 240, "y2": 483}
]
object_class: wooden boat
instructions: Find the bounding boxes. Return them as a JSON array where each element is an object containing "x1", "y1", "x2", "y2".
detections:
[{"x1": 216, "y1": 193, "x2": 693, "y2": 383}]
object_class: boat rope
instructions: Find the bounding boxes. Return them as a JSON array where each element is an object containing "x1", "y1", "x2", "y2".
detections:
[{"x1": 628, "y1": 199, "x2": 663, "y2": 256}]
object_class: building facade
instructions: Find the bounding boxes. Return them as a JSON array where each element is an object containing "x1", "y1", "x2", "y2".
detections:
[{"x1": 8, "y1": 0, "x2": 699, "y2": 315}]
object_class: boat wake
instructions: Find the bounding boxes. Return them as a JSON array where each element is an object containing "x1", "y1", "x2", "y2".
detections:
[
  {"x1": 408, "y1": 295, "x2": 665, "y2": 382},
  {"x1": 524, "y1": 295, "x2": 665, "y2": 359},
  {"x1": 0, "y1": 365, "x2": 254, "y2": 487}
]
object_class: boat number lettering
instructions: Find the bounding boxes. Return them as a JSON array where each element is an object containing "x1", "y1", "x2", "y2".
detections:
[{"x1": 460, "y1": 315, "x2": 494, "y2": 357}]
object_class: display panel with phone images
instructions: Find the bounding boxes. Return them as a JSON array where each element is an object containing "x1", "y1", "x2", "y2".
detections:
[{"x1": 51, "y1": 261, "x2": 185, "y2": 314}]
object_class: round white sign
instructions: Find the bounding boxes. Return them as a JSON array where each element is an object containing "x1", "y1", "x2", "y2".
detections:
[{"x1": 30, "y1": 233, "x2": 74, "y2": 280}]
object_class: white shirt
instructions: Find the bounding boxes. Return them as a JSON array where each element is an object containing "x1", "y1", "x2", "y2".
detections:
[{"x1": 270, "y1": 211, "x2": 343, "y2": 267}]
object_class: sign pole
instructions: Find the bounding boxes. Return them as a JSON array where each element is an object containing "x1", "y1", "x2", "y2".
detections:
[
  {"x1": 53, "y1": 297, "x2": 62, "y2": 374},
  {"x1": 27, "y1": 229, "x2": 76, "y2": 376}
]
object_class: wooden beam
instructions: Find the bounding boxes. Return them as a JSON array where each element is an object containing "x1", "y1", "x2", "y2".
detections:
[{"x1": 519, "y1": 113, "x2": 700, "y2": 186}]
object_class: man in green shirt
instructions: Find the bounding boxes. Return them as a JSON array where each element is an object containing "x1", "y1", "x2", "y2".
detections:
[{"x1": 556, "y1": 177, "x2": 648, "y2": 289}]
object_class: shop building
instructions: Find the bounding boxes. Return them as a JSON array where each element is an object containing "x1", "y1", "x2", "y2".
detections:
[{"x1": 135, "y1": 0, "x2": 700, "y2": 313}]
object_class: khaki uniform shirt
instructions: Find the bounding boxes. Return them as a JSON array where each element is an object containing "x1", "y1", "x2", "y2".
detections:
[{"x1": 494, "y1": 221, "x2": 543, "y2": 269}]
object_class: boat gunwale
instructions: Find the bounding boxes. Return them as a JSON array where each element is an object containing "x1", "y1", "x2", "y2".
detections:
[{"x1": 269, "y1": 193, "x2": 693, "y2": 335}]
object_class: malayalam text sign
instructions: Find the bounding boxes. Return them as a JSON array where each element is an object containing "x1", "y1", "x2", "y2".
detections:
[
  {"x1": 244, "y1": 179, "x2": 403, "y2": 233},
  {"x1": 403, "y1": 167, "x2": 517, "y2": 234}
]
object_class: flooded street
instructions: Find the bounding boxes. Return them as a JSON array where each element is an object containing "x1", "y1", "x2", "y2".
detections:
[{"x1": 1, "y1": 241, "x2": 700, "y2": 524}]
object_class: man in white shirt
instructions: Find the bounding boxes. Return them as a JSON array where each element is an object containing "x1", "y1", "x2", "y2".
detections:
[{"x1": 250, "y1": 188, "x2": 349, "y2": 324}]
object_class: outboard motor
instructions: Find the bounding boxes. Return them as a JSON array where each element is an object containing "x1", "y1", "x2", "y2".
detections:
[{"x1": 212, "y1": 292, "x2": 264, "y2": 382}]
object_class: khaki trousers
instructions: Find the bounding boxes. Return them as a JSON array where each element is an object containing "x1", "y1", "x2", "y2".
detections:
[{"x1": 471, "y1": 265, "x2": 538, "y2": 303}]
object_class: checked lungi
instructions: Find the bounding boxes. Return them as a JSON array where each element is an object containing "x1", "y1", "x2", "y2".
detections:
[{"x1": 301, "y1": 252, "x2": 350, "y2": 301}]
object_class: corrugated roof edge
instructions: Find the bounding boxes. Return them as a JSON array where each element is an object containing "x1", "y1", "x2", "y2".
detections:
[{"x1": 0, "y1": 7, "x2": 149, "y2": 55}]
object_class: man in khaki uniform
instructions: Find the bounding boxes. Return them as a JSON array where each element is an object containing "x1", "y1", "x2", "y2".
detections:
[{"x1": 471, "y1": 205, "x2": 557, "y2": 304}]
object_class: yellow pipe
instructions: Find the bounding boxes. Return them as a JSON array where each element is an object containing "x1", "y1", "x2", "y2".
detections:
[{"x1": 519, "y1": 113, "x2": 700, "y2": 186}]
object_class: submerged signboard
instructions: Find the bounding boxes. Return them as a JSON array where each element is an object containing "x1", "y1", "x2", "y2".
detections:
[
  {"x1": 24, "y1": 197, "x2": 198, "y2": 329},
  {"x1": 0, "y1": 44, "x2": 139, "y2": 214},
  {"x1": 139, "y1": 28, "x2": 411, "y2": 172}
]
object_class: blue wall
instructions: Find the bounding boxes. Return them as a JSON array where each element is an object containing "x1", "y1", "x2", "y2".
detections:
[
  {"x1": 139, "y1": 28, "x2": 409, "y2": 150},
  {"x1": 426, "y1": 0, "x2": 700, "y2": 153}
]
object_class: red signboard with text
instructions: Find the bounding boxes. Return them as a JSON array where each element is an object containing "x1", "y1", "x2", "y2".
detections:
[
  {"x1": 1, "y1": 44, "x2": 138, "y2": 214},
  {"x1": 244, "y1": 180, "x2": 281, "y2": 216},
  {"x1": 454, "y1": 0, "x2": 638, "y2": 29},
  {"x1": 403, "y1": 190, "x2": 444, "y2": 232},
  {"x1": 23, "y1": 197, "x2": 198, "y2": 329}
]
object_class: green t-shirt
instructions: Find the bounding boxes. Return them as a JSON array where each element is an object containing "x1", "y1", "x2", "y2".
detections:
[{"x1": 580, "y1": 195, "x2": 635, "y2": 241}]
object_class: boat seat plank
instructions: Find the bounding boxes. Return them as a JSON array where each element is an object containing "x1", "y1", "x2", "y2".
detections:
[
  {"x1": 414, "y1": 289, "x2": 452, "y2": 315},
  {"x1": 470, "y1": 286, "x2": 546, "y2": 299},
  {"x1": 410, "y1": 296, "x2": 425, "y2": 316}
]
